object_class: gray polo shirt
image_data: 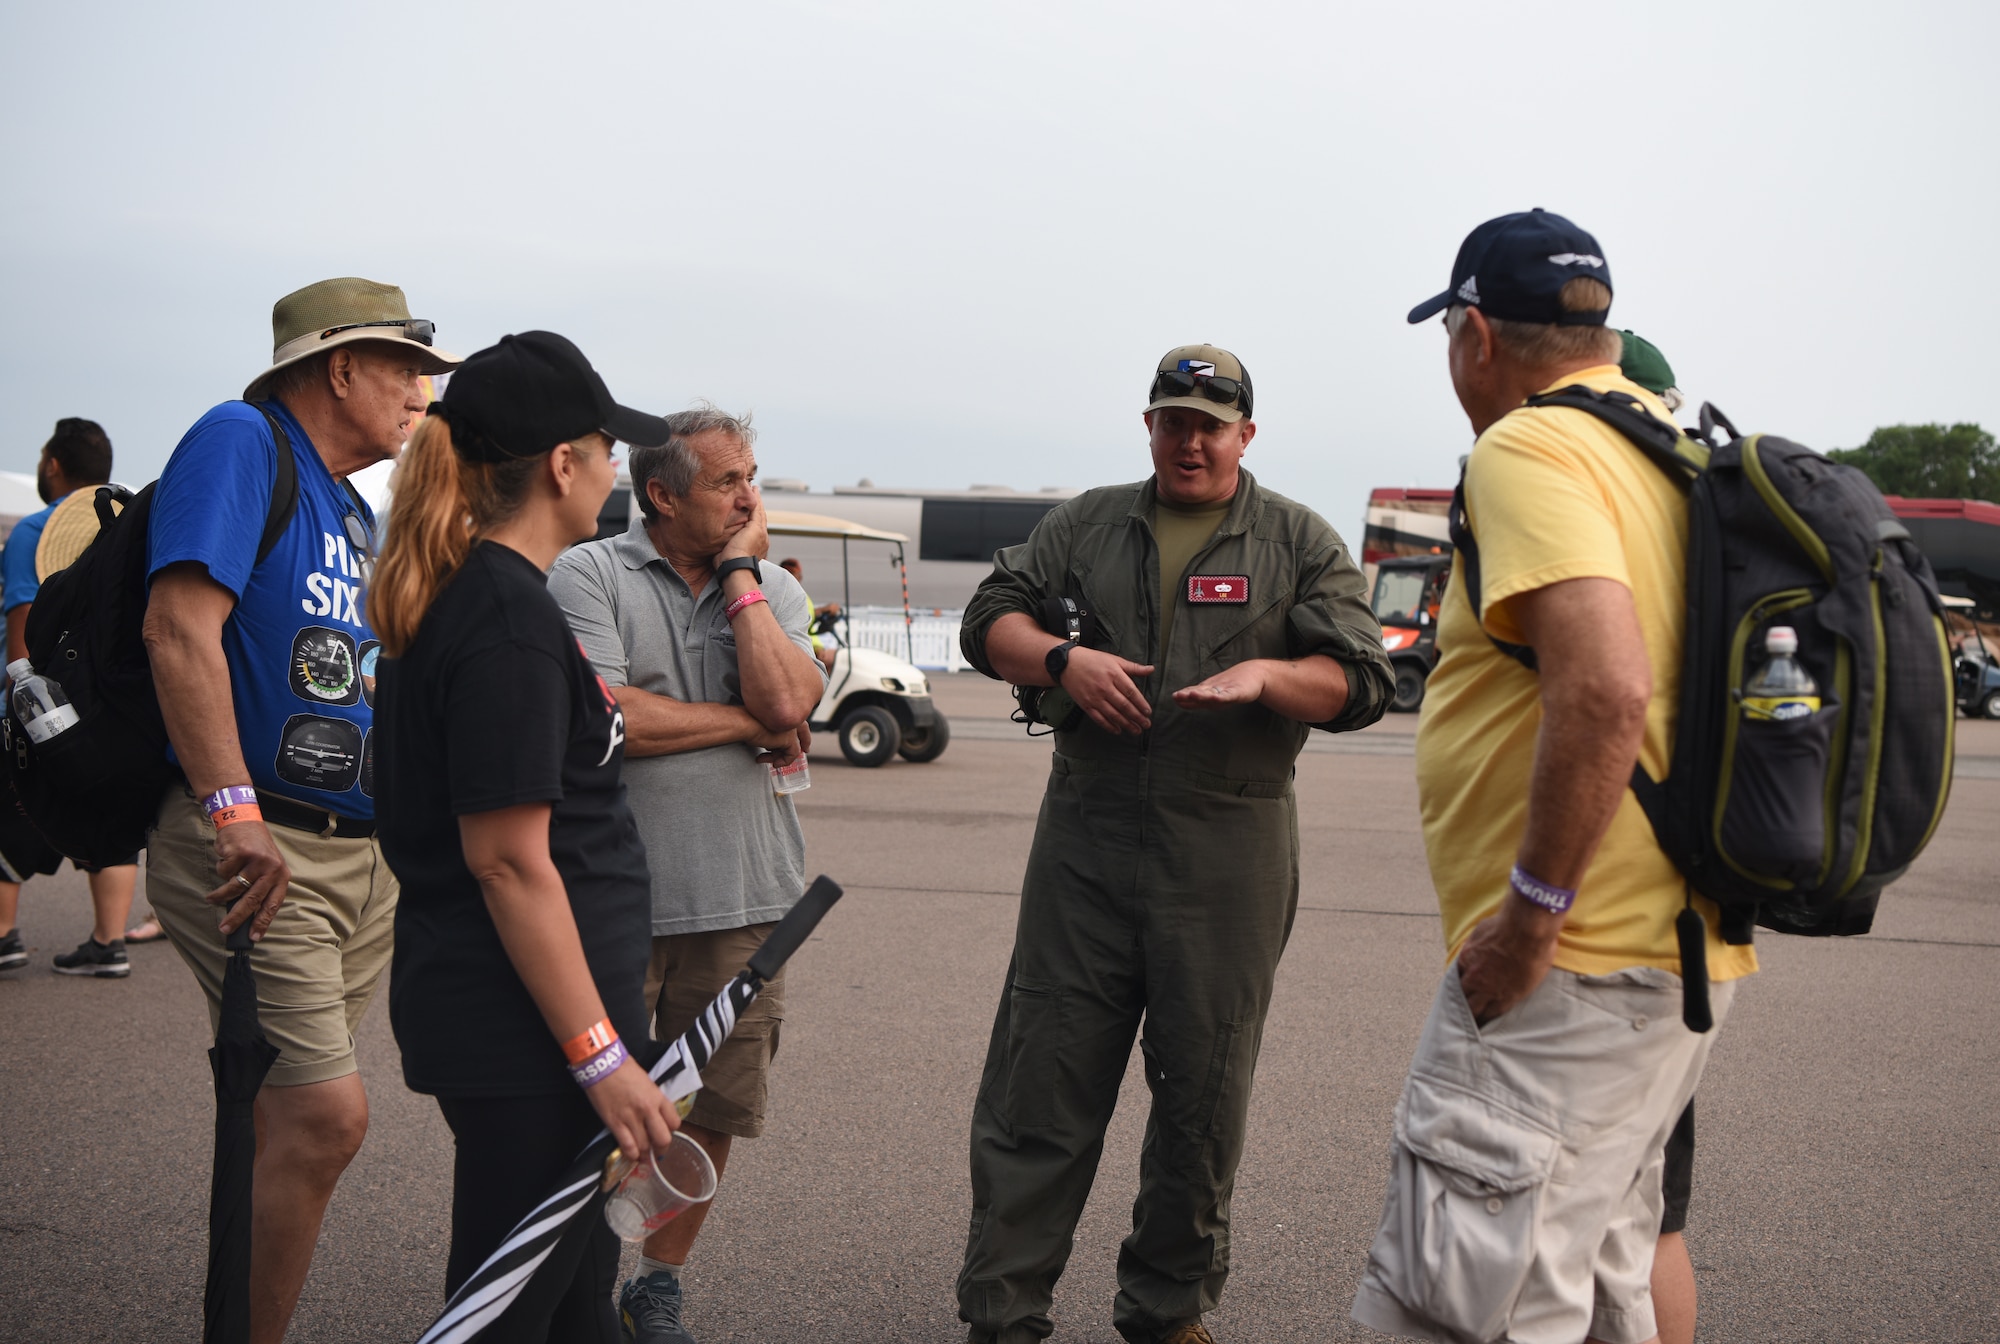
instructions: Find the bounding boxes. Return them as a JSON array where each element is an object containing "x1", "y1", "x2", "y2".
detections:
[{"x1": 548, "y1": 518, "x2": 824, "y2": 937}]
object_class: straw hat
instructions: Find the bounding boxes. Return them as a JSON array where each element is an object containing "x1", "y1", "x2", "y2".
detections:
[
  {"x1": 243, "y1": 277, "x2": 460, "y2": 400},
  {"x1": 35, "y1": 489, "x2": 119, "y2": 582}
]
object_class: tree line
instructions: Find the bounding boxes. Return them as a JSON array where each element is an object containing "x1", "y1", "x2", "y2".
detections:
[{"x1": 1829, "y1": 423, "x2": 1999, "y2": 503}]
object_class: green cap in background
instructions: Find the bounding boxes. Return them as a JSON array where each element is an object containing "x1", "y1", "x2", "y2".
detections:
[{"x1": 1618, "y1": 330, "x2": 1677, "y2": 396}]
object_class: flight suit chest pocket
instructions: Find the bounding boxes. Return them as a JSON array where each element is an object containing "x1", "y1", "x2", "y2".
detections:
[{"x1": 1194, "y1": 589, "x2": 1290, "y2": 670}]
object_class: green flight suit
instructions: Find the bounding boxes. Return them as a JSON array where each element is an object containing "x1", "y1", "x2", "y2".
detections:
[{"x1": 955, "y1": 470, "x2": 1393, "y2": 1343}]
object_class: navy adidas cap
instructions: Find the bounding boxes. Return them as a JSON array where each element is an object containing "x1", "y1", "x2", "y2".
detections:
[{"x1": 1407, "y1": 208, "x2": 1614, "y2": 326}]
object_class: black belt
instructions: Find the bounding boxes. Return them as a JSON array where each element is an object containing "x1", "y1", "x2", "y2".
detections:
[{"x1": 259, "y1": 793, "x2": 377, "y2": 840}]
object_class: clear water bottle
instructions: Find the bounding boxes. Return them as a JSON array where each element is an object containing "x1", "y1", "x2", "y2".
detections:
[
  {"x1": 771, "y1": 754, "x2": 810, "y2": 796},
  {"x1": 7, "y1": 658, "x2": 80, "y2": 744},
  {"x1": 1742, "y1": 627, "x2": 1819, "y2": 722}
]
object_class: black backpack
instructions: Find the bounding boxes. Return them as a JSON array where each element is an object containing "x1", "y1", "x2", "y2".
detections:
[
  {"x1": 1452, "y1": 387, "x2": 1956, "y2": 1022},
  {"x1": 2, "y1": 404, "x2": 301, "y2": 865}
]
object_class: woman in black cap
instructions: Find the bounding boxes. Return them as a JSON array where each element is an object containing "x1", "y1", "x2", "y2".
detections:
[{"x1": 369, "y1": 332, "x2": 679, "y2": 1340}]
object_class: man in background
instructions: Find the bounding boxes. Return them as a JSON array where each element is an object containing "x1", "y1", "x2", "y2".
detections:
[
  {"x1": 0, "y1": 417, "x2": 141, "y2": 977},
  {"x1": 778, "y1": 556, "x2": 839, "y2": 669},
  {"x1": 551, "y1": 405, "x2": 825, "y2": 1344}
]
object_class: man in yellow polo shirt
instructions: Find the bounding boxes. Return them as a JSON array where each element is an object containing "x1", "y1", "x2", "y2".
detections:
[{"x1": 1353, "y1": 210, "x2": 1755, "y2": 1344}]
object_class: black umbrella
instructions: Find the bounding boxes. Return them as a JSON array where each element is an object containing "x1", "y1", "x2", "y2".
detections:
[
  {"x1": 204, "y1": 916, "x2": 281, "y2": 1344},
  {"x1": 416, "y1": 875, "x2": 844, "y2": 1344}
]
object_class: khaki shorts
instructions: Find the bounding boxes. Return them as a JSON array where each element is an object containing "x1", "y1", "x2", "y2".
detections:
[
  {"x1": 148, "y1": 787, "x2": 398, "y2": 1088},
  {"x1": 1353, "y1": 964, "x2": 1736, "y2": 1344},
  {"x1": 645, "y1": 924, "x2": 785, "y2": 1139}
]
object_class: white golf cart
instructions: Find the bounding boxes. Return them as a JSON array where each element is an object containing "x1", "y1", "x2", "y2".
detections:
[{"x1": 767, "y1": 510, "x2": 950, "y2": 767}]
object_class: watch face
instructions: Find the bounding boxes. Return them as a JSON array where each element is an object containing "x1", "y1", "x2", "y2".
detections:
[{"x1": 291, "y1": 627, "x2": 361, "y2": 706}]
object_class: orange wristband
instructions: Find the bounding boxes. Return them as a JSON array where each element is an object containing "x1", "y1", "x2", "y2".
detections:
[
  {"x1": 211, "y1": 803, "x2": 264, "y2": 828},
  {"x1": 561, "y1": 1018, "x2": 618, "y2": 1066}
]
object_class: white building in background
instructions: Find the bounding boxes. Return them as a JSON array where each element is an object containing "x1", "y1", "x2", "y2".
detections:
[{"x1": 605, "y1": 477, "x2": 1078, "y2": 613}]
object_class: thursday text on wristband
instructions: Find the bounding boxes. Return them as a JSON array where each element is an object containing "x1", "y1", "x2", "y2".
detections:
[
  {"x1": 1509, "y1": 865, "x2": 1576, "y2": 915},
  {"x1": 724, "y1": 590, "x2": 767, "y2": 621},
  {"x1": 569, "y1": 1037, "x2": 628, "y2": 1089},
  {"x1": 561, "y1": 1018, "x2": 618, "y2": 1066},
  {"x1": 204, "y1": 785, "x2": 263, "y2": 829}
]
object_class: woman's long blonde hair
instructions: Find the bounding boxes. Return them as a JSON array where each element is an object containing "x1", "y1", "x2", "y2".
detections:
[{"x1": 367, "y1": 416, "x2": 540, "y2": 656}]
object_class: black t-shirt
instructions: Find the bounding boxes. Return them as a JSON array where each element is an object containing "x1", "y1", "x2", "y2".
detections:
[{"x1": 378, "y1": 541, "x2": 656, "y2": 1097}]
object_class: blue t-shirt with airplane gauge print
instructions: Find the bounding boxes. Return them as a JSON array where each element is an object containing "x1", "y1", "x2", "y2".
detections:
[{"x1": 148, "y1": 400, "x2": 380, "y2": 820}]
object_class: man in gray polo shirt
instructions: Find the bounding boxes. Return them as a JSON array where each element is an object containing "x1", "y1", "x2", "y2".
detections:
[{"x1": 549, "y1": 404, "x2": 825, "y2": 1344}]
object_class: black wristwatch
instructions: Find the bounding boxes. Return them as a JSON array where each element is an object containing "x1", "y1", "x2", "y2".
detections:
[
  {"x1": 1044, "y1": 641, "x2": 1074, "y2": 685},
  {"x1": 716, "y1": 556, "x2": 761, "y2": 585}
]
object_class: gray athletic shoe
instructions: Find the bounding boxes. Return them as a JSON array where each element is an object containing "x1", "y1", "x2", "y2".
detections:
[
  {"x1": 52, "y1": 937, "x2": 129, "y2": 978},
  {"x1": 619, "y1": 1270, "x2": 696, "y2": 1344},
  {"x1": 0, "y1": 928, "x2": 25, "y2": 971}
]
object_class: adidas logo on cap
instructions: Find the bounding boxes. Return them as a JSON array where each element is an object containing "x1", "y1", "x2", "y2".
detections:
[{"x1": 1456, "y1": 276, "x2": 1480, "y2": 304}]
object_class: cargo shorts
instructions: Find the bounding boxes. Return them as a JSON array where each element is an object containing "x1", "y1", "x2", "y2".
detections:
[
  {"x1": 1352, "y1": 963, "x2": 1735, "y2": 1344},
  {"x1": 646, "y1": 923, "x2": 785, "y2": 1139},
  {"x1": 147, "y1": 786, "x2": 397, "y2": 1088}
]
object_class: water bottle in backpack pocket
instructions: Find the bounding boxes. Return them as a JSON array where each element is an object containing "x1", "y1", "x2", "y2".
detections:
[
  {"x1": 7, "y1": 659, "x2": 80, "y2": 744},
  {"x1": 1719, "y1": 625, "x2": 1837, "y2": 881}
]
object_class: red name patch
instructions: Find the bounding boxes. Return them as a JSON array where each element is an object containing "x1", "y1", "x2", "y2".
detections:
[{"x1": 1187, "y1": 575, "x2": 1249, "y2": 604}]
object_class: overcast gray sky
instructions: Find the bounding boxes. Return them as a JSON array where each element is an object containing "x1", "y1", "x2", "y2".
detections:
[{"x1": 3, "y1": 0, "x2": 1994, "y2": 534}]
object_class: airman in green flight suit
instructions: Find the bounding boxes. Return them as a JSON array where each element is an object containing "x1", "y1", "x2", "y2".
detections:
[{"x1": 956, "y1": 345, "x2": 1394, "y2": 1344}]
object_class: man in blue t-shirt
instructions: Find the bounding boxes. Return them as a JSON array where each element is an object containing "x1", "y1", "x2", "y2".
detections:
[
  {"x1": 0, "y1": 417, "x2": 145, "y2": 979},
  {"x1": 142, "y1": 277, "x2": 457, "y2": 1344}
]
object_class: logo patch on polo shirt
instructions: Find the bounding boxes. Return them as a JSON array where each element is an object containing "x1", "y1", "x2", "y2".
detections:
[{"x1": 1187, "y1": 575, "x2": 1249, "y2": 604}]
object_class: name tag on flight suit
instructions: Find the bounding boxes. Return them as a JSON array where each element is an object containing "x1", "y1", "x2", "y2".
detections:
[{"x1": 1187, "y1": 575, "x2": 1249, "y2": 604}]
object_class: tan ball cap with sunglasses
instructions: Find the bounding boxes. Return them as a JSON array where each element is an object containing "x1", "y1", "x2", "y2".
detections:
[
  {"x1": 243, "y1": 276, "x2": 461, "y2": 400},
  {"x1": 1144, "y1": 343, "x2": 1253, "y2": 424}
]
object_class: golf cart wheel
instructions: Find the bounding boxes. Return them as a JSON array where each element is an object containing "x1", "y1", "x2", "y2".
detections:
[
  {"x1": 1391, "y1": 663, "x2": 1428, "y2": 714},
  {"x1": 897, "y1": 714, "x2": 951, "y2": 763},
  {"x1": 1983, "y1": 691, "x2": 2000, "y2": 720},
  {"x1": 838, "y1": 705, "x2": 901, "y2": 767}
]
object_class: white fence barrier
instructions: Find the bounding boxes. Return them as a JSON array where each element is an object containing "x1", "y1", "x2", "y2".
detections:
[{"x1": 840, "y1": 606, "x2": 970, "y2": 672}]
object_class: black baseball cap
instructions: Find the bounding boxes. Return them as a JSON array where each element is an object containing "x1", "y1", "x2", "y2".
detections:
[
  {"x1": 1407, "y1": 208, "x2": 1613, "y2": 327},
  {"x1": 429, "y1": 330, "x2": 670, "y2": 463}
]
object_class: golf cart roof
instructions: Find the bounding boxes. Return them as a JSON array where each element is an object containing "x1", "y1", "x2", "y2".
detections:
[
  {"x1": 766, "y1": 509, "x2": 909, "y2": 544},
  {"x1": 1943, "y1": 595, "x2": 1976, "y2": 609}
]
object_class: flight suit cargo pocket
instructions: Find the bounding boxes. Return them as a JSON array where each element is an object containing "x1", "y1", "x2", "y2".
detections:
[
  {"x1": 1372, "y1": 1075, "x2": 1560, "y2": 1342},
  {"x1": 999, "y1": 980, "x2": 1066, "y2": 1129}
]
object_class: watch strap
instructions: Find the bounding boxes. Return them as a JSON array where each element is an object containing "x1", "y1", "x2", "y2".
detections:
[
  {"x1": 716, "y1": 556, "x2": 761, "y2": 584},
  {"x1": 1044, "y1": 641, "x2": 1073, "y2": 685}
]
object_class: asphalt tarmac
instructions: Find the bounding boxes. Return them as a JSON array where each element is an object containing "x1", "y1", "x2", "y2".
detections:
[{"x1": 3, "y1": 675, "x2": 1997, "y2": 1343}]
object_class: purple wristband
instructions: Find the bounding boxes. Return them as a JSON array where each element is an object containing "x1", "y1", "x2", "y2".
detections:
[
  {"x1": 568, "y1": 1037, "x2": 628, "y2": 1090},
  {"x1": 1509, "y1": 865, "x2": 1576, "y2": 915},
  {"x1": 203, "y1": 785, "x2": 259, "y2": 818}
]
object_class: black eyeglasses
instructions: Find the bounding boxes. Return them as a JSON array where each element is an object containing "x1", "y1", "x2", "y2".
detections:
[
  {"x1": 1150, "y1": 369, "x2": 1251, "y2": 417},
  {"x1": 344, "y1": 512, "x2": 376, "y2": 587},
  {"x1": 317, "y1": 318, "x2": 436, "y2": 347}
]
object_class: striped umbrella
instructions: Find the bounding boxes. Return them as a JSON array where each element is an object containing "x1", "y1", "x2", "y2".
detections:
[{"x1": 416, "y1": 875, "x2": 844, "y2": 1344}]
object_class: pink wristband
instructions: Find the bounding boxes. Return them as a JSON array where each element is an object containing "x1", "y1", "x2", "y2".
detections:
[{"x1": 724, "y1": 590, "x2": 767, "y2": 621}]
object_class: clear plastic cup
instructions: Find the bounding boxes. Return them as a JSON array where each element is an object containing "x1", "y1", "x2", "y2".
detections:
[{"x1": 603, "y1": 1132, "x2": 718, "y2": 1240}]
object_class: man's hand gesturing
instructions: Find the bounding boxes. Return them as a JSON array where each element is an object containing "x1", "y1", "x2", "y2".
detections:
[{"x1": 1062, "y1": 647, "x2": 1156, "y2": 735}]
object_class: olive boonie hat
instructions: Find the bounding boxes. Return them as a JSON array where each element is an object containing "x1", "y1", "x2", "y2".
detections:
[
  {"x1": 244, "y1": 277, "x2": 461, "y2": 399},
  {"x1": 1145, "y1": 344, "x2": 1254, "y2": 423}
]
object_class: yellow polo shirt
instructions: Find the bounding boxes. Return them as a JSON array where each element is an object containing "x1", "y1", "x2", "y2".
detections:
[{"x1": 1415, "y1": 364, "x2": 1758, "y2": 982}]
